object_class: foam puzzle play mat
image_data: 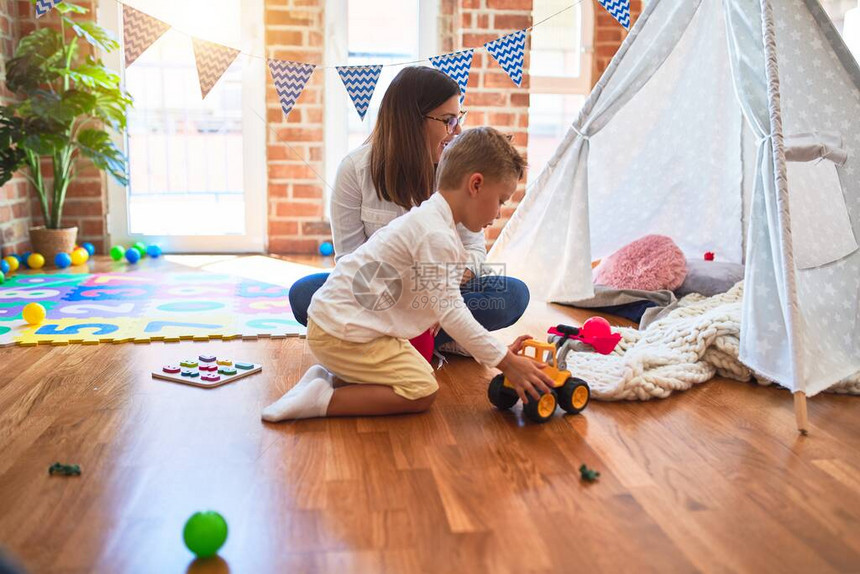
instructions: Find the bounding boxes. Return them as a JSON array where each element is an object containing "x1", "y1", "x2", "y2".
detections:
[{"x1": 0, "y1": 271, "x2": 304, "y2": 347}]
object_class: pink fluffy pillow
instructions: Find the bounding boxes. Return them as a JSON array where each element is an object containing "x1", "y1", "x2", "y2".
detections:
[{"x1": 593, "y1": 235, "x2": 687, "y2": 291}]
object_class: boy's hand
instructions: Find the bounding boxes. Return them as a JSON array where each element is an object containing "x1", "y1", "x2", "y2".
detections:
[
  {"x1": 508, "y1": 334, "x2": 533, "y2": 354},
  {"x1": 496, "y1": 350, "x2": 554, "y2": 404}
]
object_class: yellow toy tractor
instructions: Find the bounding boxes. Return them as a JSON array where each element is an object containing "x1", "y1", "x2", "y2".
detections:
[
  {"x1": 487, "y1": 339, "x2": 591, "y2": 423},
  {"x1": 487, "y1": 318, "x2": 621, "y2": 423}
]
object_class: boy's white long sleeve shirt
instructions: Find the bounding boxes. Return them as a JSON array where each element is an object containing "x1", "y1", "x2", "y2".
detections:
[
  {"x1": 330, "y1": 144, "x2": 488, "y2": 277},
  {"x1": 308, "y1": 192, "x2": 508, "y2": 369}
]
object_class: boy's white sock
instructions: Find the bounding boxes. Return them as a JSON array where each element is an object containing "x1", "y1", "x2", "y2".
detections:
[{"x1": 261, "y1": 365, "x2": 335, "y2": 422}]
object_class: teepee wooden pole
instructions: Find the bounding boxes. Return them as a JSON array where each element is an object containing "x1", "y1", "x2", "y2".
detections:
[{"x1": 794, "y1": 392, "x2": 809, "y2": 435}]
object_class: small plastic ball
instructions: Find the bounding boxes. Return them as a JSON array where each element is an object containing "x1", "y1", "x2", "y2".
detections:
[
  {"x1": 110, "y1": 245, "x2": 125, "y2": 261},
  {"x1": 54, "y1": 252, "x2": 72, "y2": 269},
  {"x1": 71, "y1": 248, "x2": 89, "y2": 266},
  {"x1": 133, "y1": 242, "x2": 147, "y2": 258},
  {"x1": 3, "y1": 256, "x2": 19, "y2": 272},
  {"x1": 0, "y1": 259, "x2": 9, "y2": 274},
  {"x1": 183, "y1": 511, "x2": 228, "y2": 559},
  {"x1": 146, "y1": 244, "x2": 162, "y2": 258},
  {"x1": 81, "y1": 242, "x2": 95, "y2": 256},
  {"x1": 0, "y1": 270, "x2": 4, "y2": 284},
  {"x1": 125, "y1": 248, "x2": 141, "y2": 264},
  {"x1": 27, "y1": 253, "x2": 45, "y2": 269},
  {"x1": 319, "y1": 241, "x2": 334, "y2": 257},
  {"x1": 22, "y1": 302, "x2": 46, "y2": 325},
  {"x1": 21, "y1": 252, "x2": 31, "y2": 268}
]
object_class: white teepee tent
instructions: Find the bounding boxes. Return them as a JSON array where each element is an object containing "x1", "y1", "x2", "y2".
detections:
[{"x1": 488, "y1": 0, "x2": 860, "y2": 428}]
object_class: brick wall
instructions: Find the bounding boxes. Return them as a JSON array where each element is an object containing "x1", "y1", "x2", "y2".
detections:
[
  {"x1": 454, "y1": 0, "x2": 532, "y2": 249},
  {"x1": 0, "y1": 0, "x2": 29, "y2": 256},
  {"x1": 1, "y1": 0, "x2": 109, "y2": 256},
  {"x1": 264, "y1": 0, "x2": 329, "y2": 255},
  {"x1": 592, "y1": 0, "x2": 642, "y2": 85},
  {"x1": 263, "y1": 0, "x2": 532, "y2": 255}
]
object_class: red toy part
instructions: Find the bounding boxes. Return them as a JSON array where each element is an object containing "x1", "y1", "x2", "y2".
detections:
[
  {"x1": 704, "y1": 251, "x2": 715, "y2": 261},
  {"x1": 409, "y1": 328, "x2": 435, "y2": 364},
  {"x1": 547, "y1": 317, "x2": 621, "y2": 355}
]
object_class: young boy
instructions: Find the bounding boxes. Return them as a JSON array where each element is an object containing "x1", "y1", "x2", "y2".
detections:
[{"x1": 263, "y1": 127, "x2": 553, "y2": 421}]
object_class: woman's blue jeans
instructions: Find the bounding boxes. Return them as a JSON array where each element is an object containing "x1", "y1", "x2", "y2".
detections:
[{"x1": 288, "y1": 272, "x2": 530, "y2": 346}]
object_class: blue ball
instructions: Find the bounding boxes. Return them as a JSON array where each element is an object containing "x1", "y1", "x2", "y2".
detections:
[
  {"x1": 21, "y1": 252, "x2": 30, "y2": 268},
  {"x1": 0, "y1": 260, "x2": 9, "y2": 274},
  {"x1": 319, "y1": 241, "x2": 334, "y2": 257},
  {"x1": 146, "y1": 244, "x2": 162, "y2": 258},
  {"x1": 125, "y1": 248, "x2": 141, "y2": 264},
  {"x1": 82, "y1": 242, "x2": 95, "y2": 256},
  {"x1": 54, "y1": 252, "x2": 72, "y2": 269}
]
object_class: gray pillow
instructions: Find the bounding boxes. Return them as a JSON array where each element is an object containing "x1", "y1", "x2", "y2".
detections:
[{"x1": 675, "y1": 259, "x2": 744, "y2": 297}]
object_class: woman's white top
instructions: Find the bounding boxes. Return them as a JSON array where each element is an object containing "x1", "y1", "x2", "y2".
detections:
[{"x1": 331, "y1": 144, "x2": 488, "y2": 276}]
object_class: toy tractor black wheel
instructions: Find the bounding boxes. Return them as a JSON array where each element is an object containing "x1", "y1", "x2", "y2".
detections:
[
  {"x1": 523, "y1": 390, "x2": 557, "y2": 423},
  {"x1": 488, "y1": 374, "x2": 518, "y2": 410},
  {"x1": 557, "y1": 377, "x2": 590, "y2": 414}
]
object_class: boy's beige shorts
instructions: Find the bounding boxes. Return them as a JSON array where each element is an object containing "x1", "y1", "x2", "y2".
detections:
[{"x1": 307, "y1": 318, "x2": 438, "y2": 400}]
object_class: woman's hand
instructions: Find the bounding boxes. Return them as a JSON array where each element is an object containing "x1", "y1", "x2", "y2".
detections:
[
  {"x1": 496, "y1": 350, "x2": 554, "y2": 404},
  {"x1": 460, "y1": 268, "x2": 475, "y2": 285}
]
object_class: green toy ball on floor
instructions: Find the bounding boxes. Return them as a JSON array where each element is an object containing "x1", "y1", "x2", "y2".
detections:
[
  {"x1": 183, "y1": 511, "x2": 228, "y2": 559},
  {"x1": 0, "y1": 270, "x2": 4, "y2": 284},
  {"x1": 54, "y1": 252, "x2": 72, "y2": 269},
  {"x1": 22, "y1": 302, "x2": 46, "y2": 325},
  {"x1": 110, "y1": 245, "x2": 125, "y2": 261},
  {"x1": 133, "y1": 242, "x2": 147, "y2": 258}
]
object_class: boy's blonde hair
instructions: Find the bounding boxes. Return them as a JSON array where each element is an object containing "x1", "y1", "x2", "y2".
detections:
[{"x1": 436, "y1": 127, "x2": 526, "y2": 191}]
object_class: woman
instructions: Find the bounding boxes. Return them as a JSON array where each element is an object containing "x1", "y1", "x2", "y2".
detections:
[{"x1": 289, "y1": 66, "x2": 529, "y2": 353}]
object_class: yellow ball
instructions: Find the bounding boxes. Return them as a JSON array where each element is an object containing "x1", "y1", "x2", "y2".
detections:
[
  {"x1": 22, "y1": 302, "x2": 46, "y2": 325},
  {"x1": 4, "y1": 256, "x2": 20, "y2": 272},
  {"x1": 71, "y1": 248, "x2": 89, "y2": 266},
  {"x1": 27, "y1": 253, "x2": 45, "y2": 269}
]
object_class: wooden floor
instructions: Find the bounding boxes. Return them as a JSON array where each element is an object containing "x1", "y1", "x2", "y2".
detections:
[{"x1": 0, "y1": 256, "x2": 858, "y2": 573}]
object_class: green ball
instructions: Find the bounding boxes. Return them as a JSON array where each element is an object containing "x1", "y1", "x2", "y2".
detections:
[
  {"x1": 110, "y1": 246, "x2": 125, "y2": 261},
  {"x1": 0, "y1": 270, "x2": 4, "y2": 284},
  {"x1": 133, "y1": 242, "x2": 147, "y2": 258},
  {"x1": 183, "y1": 511, "x2": 228, "y2": 559}
]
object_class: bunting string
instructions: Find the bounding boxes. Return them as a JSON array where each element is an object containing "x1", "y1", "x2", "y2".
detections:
[{"x1": 35, "y1": 0, "x2": 629, "y2": 119}]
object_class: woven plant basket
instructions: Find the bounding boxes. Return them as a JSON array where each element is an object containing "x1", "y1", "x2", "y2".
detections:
[{"x1": 29, "y1": 226, "x2": 78, "y2": 264}]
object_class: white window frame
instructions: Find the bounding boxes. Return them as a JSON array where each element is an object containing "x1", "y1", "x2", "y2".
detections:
[
  {"x1": 530, "y1": 0, "x2": 594, "y2": 97},
  {"x1": 99, "y1": 0, "x2": 267, "y2": 253},
  {"x1": 323, "y1": 0, "x2": 439, "y2": 216}
]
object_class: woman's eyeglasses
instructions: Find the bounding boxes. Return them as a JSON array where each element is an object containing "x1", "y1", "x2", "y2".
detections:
[{"x1": 424, "y1": 110, "x2": 468, "y2": 134}]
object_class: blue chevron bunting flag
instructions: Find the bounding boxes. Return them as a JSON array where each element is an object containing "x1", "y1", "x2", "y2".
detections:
[
  {"x1": 268, "y1": 59, "x2": 316, "y2": 119},
  {"x1": 35, "y1": 0, "x2": 61, "y2": 18},
  {"x1": 430, "y1": 50, "x2": 474, "y2": 105},
  {"x1": 336, "y1": 65, "x2": 382, "y2": 120},
  {"x1": 123, "y1": 5, "x2": 171, "y2": 67},
  {"x1": 193, "y1": 38, "x2": 241, "y2": 99},
  {"x1": 484, "y1": 30, "x2": 526, "y2": 87},
  {"x1": 598, "y1": 0, "x2": 631, "y2": 29}
]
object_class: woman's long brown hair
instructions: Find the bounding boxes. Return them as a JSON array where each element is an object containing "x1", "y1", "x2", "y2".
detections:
[{"x1": 369, "y1": 66, "x2": 460, "y2": 209}]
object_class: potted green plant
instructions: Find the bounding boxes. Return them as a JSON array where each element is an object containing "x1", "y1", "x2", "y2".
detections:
[{"x1": 0, "y1": 1, "x2": 132, "y2": 260}]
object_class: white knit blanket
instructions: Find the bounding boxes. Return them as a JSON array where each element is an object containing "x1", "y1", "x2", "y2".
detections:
[{"x1": 567, "y1": 282, "x2": 860, "y2": 401}]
